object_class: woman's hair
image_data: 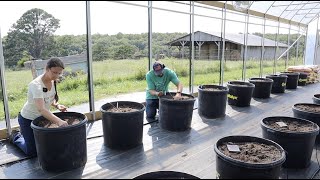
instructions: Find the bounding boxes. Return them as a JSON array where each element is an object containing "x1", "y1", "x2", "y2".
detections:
[
  {"x1": 46, "y1": 57, "x2": 65, "y2": 69},
  {"x1": 46, "y1": 57, "x2": 64, "y2": 103}
]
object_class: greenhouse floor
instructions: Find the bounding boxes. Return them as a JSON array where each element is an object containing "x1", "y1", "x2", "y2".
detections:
[{"x1": 0, "y1": 82, "x2": 320, "y2": 179}]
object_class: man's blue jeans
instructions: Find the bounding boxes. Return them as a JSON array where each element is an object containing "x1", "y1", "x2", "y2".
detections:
[
  {"x1": 146, "y1": 99, "x2": 159, "y2": 119},
  {"x1": 13, "y1": 113, "x2": 37, "y2": 157}
]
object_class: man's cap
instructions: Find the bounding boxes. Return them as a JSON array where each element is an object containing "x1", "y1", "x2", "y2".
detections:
[{"x1": 153, "y1": 61, "x2": 164, "y2": 76}]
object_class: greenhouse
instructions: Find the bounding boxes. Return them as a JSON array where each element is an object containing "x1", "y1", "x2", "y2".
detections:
[{"x1": 0, "y1": 1, "x2": 320, "y2": 178}]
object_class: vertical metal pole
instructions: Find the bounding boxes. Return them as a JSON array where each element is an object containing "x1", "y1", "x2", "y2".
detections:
[
  {"x1": 148, "y1": 1, "x2": 152, "y2": 70},
  {"x1": 219, "y1": 2, "x2": 226, "y2": 86},
  {"x1": 260, "y1": 15, "x2": 266, "y2": 77},
  {"x1": 0, "y1": 28, "x2": 12, "y2": 135},
  {"x1": 86, "y1": 1, "x2": 95, "y2": 120},
  {"x1": 242, "y1": 9, "x2": 249, "y2": 81},
  {"x1": 313, "y1": 16, "x2": 319, "y2": 65},
  {"x1": 295, "y1": 26, "x2": 300, "y2": 65},
  {"x1": 286, "y1": 23, "x2": 291, "y2": 69},
  {"x1": 274, "y1": 20, "x2": 280, "y2": 74},
  {"x1": 189, "y1": 1, "x2": 194, "y2": 93},
  {"x1": 303, "y1": 26, "x2": 308, "y2": 65}
]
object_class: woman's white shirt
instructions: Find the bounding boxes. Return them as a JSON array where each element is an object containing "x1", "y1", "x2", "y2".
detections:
[{"x1": 20, "y1": 74, "x2": 55, "y2": 120}]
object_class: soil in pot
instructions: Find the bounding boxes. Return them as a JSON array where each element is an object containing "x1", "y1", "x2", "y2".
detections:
[
  {"x1": 37, "y1": 116, "x2": 81, "y2": 128},
  {"x1": 313, "y1": 94, "x2": 320, "y2": 105},
  {"x1": 292, "y1": 103, "x2": 320, "y2": 143},
  {"x1": 198, "y1": 85, "x2": 228, "y2": 119},
  {"x1": 214, "y1": 135, "x2": 285, "y2": 179},
  {"x1": 294, "y1": 104, "x2": 320, "y2": 113},
  {"x1": 100, "y1": 101, "x2": 145, "y2": 149},
  {"x1": 159, "y1": 93, "x2": 195, "y2": 131},
  {"x1": 218, "y1": 142, "x2": 282, "y2": 164},
  {"x1": 265, "y1": 74, "x2": 287, "y2": 93},
  {"x1": 261, "y1": 116, "x2": 319, "y2": 168},
  {"x1": 248, "y1": 78, "x2": 273, "y2": 99}
]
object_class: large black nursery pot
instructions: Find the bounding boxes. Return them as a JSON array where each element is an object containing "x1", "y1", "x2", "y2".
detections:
[
  {"x1": 159, "y1": 92, "x2": 195, "y2": 131},
  {"x1": 248, "y1": 78, "x2": 273, "y2": 99},
  {"x1": 198, "y1": 85, "x2": 228, "y2": 119},
  {"x1": 292, "y1": 103, "x2": 320, "y2": 142},
  {"x1": 133, "y1": 171, "x2": 200, "y2": 179},
  {"x1": 214, "y1": 135, "x2": 285, "y2": 179},
  {"x1": 100, "y1": 101, "x2": 145, "y2": 149},
  {"x1": 265, "y1": 74, "x2": 287, "y2": 93},
  {"x1": 280, "y1": 72, "x2": 299, "y2": 89},
  {"x1": 31, "y1": 112, "x2": 88, "y2": 172},
  {"x1": 227, "y1": 81, "x2": 255, "y2": 107},
  {"x1": 313, "y1": 94, "x2": 320, "y2": 105},
  {"x1": 261, "y1": 116, "x2": 319, "y2": 168},
  {"x1": 298, "y1": 72, "x2": 308, "y2": 86}
]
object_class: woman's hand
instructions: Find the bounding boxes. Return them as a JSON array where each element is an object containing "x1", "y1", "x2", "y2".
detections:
[
  {"x1": 57, "y1": 119, "x2": 68, "y2": 127},
  {"x1": 56, "y1": 104, "x2": 67, "y2": 112}
]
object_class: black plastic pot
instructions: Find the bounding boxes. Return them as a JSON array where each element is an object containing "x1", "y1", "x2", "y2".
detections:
[
  {"x1": 292, "y1": 103, "x2": 320, "y2": 142},
  {"x1": 133, "y1": 171, "x2": 200, "y2": 179},
  {"x1": 298, "y1": 72, "x2": 308, "y2": 86},
  {"x1": 265, "y1": 74, "x2": 287, "y2": 93},
  {"x1": 248, "y1": 78, "x2": 273, "y2": 99},
  {"x1": 159, "y1": 92, "x2": 195, "y2": 131},
  {"x1": 313, "y1": 94, "x2": 320, "y2": 105},
  {"x1": 261, "y1": 116, "x2": 319, "y2": 168},
  {"x1": 31, "y1": 112, "x2": 88, "y2": 172},
  {"x1": 227, "y1": 81, "x2": 255, "y2": 107},
  {"x1": 280, "y1": 72, "x2": 299, "y2": 89},
  {"x1": 100, "y1": 101, "x2": 145, "y2": 149},
  {"x1": 214, "y1": 135, "x2": 286, "y2": 179},
  {"x1": 198, "y1": 85, "x2": 228, "y2": 119}
]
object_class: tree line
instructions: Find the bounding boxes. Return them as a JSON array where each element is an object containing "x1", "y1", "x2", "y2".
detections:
[{"x1": 2, "y1": 8, "x2": 305, "y2": 68}]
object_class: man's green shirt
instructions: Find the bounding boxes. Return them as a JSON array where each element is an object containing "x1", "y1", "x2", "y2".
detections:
[{"x1": 146, "y1": 68, "x2": 180, "y2": 99}]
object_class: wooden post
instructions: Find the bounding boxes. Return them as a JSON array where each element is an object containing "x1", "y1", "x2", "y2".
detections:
[{"x1": 30, "y1": 60, "x2": 37, "y2": 79}]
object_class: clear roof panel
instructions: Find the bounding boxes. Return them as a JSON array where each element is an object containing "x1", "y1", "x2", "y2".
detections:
[{"x1": 215, "y1": 1, "x2": 320, "y2": 25}]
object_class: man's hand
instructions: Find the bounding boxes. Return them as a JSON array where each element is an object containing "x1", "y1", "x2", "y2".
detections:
[
  {"x1": 157, "y1": 91, "x2": 164, "y2": 97},
  {"x1": 173, "y1": 92, "x2": 182, "y2": 100}
]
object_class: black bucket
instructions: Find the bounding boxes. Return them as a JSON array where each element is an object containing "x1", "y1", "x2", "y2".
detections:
[
  {"x1": 313, "y1": 94, "x2": 320, "y2": 105},
  {"x1": 280, "y1": 72, "x2": 299, "y2": 89},
  {"x1": 298, "y1": 72, "x2": 308, "y2": 86},
  {"x1": 227, "y1": 81, "x2": 255, "y2": 107},
  {"x1": 159, "y1": 92, "x2": 195, "y2": 131},
  {"x1": 133, "y1": 171, "x2": 200, "y2": 179},
  {"x1": 265, "y1": 74, "x2": 287, "y2": 93},
  {"x1": 261, "y1": 116, "x2": 319, "y2": 168},
  {"x1": 214, "y1": 135, "x2": 286, "y2": 179},
  {"x1": 248, "y1": 78, "x2": 273, "y2": 99},
  {"x1": 31, "y1": 112, "x2": 88, "y2": 172},
  {"x1": 100, "y1": 101, "x2": 145, "y2": 149},
  {"x1": 198, "y1": 85, "x2": 228, "y2": 119},
  {"x1": 292, "y1": 103, "x2": 320, "y2": 142}
]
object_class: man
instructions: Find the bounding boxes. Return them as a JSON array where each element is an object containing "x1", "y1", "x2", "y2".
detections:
[{"x1": 145, "y1": 61, "x2": 183, "y2": 120}]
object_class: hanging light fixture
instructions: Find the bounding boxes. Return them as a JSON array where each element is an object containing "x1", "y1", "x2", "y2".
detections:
[{"x1": 232, "y1": 1, "x2": 254, "y2": 12}]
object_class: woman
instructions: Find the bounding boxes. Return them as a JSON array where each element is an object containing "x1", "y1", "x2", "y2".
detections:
[{"x1": 10, "y1": 57, "x2": 68, "y2": 157}]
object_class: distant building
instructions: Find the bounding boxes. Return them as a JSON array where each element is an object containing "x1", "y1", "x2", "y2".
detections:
[
  {"x1": 24, "y1": 53, "x2": 87, "y2": 79},
  {"x1": 165, "y1": 31, "x2": 288, "y2": 60}
]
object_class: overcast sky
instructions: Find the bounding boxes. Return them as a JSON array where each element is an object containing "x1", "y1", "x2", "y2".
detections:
[{"x1": 0, "y1": 1, "x2": 307, "y2": 38}]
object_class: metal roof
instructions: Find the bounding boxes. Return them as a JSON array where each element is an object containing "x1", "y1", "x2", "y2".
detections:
[{"x1": 166, "y1": 31, "x2": 288, "y2": 47}]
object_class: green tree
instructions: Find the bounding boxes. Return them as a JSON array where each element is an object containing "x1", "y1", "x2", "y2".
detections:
[{"x1": 3, "y1": 8, "x2": 60, "y2": 67}]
